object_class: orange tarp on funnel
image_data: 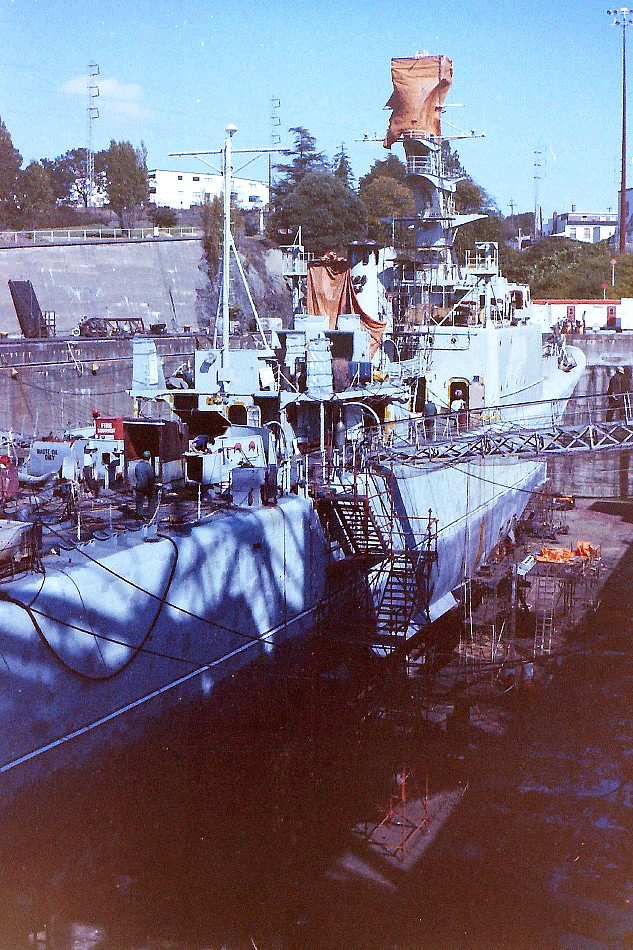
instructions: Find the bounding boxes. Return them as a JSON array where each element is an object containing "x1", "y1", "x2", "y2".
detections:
[
  {"x1": 383, "y1": 55, "x2": 453, "y2": 149},
  {"x1": 306, "y1": 253, "x2": 385, "y2": 357}
]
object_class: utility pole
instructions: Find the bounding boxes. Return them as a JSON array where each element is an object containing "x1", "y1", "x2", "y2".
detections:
[
  {"x1": 608, "y1": 8, "x2": 633, "y2": 253},
  {"x1": 87, "y1": 63, "x2": 99, "y2": 208},
  {"x1": 533, "y1": 149, "x2": 543, "y2": 239}
]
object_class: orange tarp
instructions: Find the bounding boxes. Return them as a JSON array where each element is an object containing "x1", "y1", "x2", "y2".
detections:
[
  {"x1": 536, "y1": 547, "x2": 574, "y2": 563},
  {"x1": 383, "y1": 55, "x2": 453, "y2": 149},
  {"x1": 535, "y1": 542, "x2": 599, "y2": 562},
  {"x1": 306, "y1": 253, "x2": 386, "y2": 357}
]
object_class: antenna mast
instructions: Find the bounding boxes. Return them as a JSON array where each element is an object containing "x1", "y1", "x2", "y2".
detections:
[
  {"x1": 608, "y1": 8, "x2": 633, "y2": 253},
  {"x1": 87, "y1": 63, "x2": 99, "y2": 208},
  {"x1": 269, "y1": 96, "x2": 281, "y2": 194}
]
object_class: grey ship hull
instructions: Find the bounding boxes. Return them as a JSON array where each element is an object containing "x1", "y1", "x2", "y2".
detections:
[{"x1": 0, "y1": 496, "x2": 327, "y2": 808}]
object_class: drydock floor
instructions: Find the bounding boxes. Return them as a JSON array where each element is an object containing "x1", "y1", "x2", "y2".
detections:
[{"x1": 2, "y1": 498, "x2": 633, "y2": 949}]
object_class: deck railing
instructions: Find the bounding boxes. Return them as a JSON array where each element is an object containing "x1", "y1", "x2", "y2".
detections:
[{"x1": 367, "y1": 390, "x2": 633, "y2": 461}]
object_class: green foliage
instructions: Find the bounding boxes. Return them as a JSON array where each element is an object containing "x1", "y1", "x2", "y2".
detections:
[
  {"x1": 331, "y1": 144, "x2": 355, "y2": 189},
  {"x1": 359, "y1": 176, "x2": 414, "y2": 243},
  {"x1": 454, "y1": 176, "x2": 505, "y2": 258},
  {"x1": 358, "y1": 154, "x2": 412, "y2": 243},
  {"x1": 607, "y1": 253, "x2": 633, "y2": 297},
  {"x1": 268, "y1": 127, "x2": 365, "y2": 252},
  {"x1": 16, "y1": 161, "x2": 55, "y2": 227},
  {"x1": 41, "y1": 148, "x2": 89, "y2": 206},
  {"x1": 271, "y1": 127, "x2": 327, "y2": 206},
  {"x1": 504, "y1": 211, "x2": 534, "y2": 242},
  {"x1": 200, "y1": 196, "x2": 224, "y2": 273},
  {"x1": 149, "y1": 206, "x2": 178, "y2": 228},
  {"x1": 358, "y1": 154, "x2": 407, "y2": 189},
  {"x1": 0, "y1": 117, "x2": 22, "y2": 227},
  {"x1": 502, "y1": 237, "x2": 615, "y2": 298},
  {"x1": 271, "y1": 169, "x2": 367, "y2": 256},
  {"x1": 96, "y1": 140, "x2": 148, "y2": 228},
  {"x1": 441, "y1": 142, "x2": 467, "y2": 177}
]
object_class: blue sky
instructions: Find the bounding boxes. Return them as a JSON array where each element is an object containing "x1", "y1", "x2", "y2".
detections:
[{"x1": 0, "y1": 0, "x2": 626, "y2": 221}]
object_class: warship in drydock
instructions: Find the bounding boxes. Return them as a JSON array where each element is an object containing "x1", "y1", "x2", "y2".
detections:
[{"x1": 0, "y1": 53, "x2": 585, "y2": 807}]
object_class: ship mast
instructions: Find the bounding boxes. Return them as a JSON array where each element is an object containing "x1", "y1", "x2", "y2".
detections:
[
  {"x1": 382, "y1": 55, "x2": 487, "y2": 333},
  {"x1": 170, "y1": 129, "x2": 282, "y2": 365},
  {"x1": 222, "y1": 125, "x2": 237, "y2": 355}
]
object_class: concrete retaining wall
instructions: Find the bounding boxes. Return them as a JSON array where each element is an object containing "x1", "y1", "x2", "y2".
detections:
[
  {"x1": 0, "y1": 238, "x2": 209, "y2": 336},
  {"x1": 0, "y1": 336, "x2": 195, "y2": 436},
  {"x1": 547, "y1": 333, "x2": 633, "y2": 498}
]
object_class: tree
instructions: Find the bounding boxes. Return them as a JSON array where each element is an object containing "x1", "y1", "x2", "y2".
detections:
[
  {"x1": 271, "y1": 169, "x2": 367, "y2": 256},
  {"x1": 149, "y1": 206, "x2": 178, "y2": 229},
  {"x1": 358, "y1": 154, "x2": 407, "y2": 189},
  {"x1": 451, "y1": 161, "x2": 505, "y2": 258},
  {"x1": 42, "y1": 148, "x2": 89, "y2": 206},
  {"x1": 359, "y1": 175, "x2": 415, "y2": 243},
  {"x1": 270, "y1": 127, "x2": 327, "y2": 208},
  {"x1": 97, "y1": 140, "x2": 148, "y2": 228},
  {"x1": 0, "y1": 117, "x2": 22, "y2": 227},
  {"x1": 16, "y1": 161, "x2": 55, "y2": 228},
  {"x1": 200, "y1": 196, "x2": 224, "y2": 272},
  {"x1": 200, "y1": 195, "x2": 244, "y2": 275},
  {"x1": 331, "y1": 144, "x2": 355, "y2": 190},
  {"x1": 502, "y1": 236, "x2": 614, "y2": 298}
]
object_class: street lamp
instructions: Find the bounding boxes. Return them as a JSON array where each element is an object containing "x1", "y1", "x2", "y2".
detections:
[{"x1": 608, "y1": 8, "x2": 633, "y2": 253}]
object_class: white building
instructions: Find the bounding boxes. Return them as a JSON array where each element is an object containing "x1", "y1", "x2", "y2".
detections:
[
  {"x1": 148, "y1": 170, "x2": 269, "y2": 210},
  {"x1": 531, "y1": 298, "x2": 633, "y2": 332},
  {"x1": 550, "y1": 208, "x2": 617, "y2": 244}
]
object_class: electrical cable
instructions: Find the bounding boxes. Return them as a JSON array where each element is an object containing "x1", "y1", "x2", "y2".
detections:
[
  {"x1": 8, "y1": 377, "x2": 129, "y2": 398},
  {"x1": 28, "y1": 516, "x2": 324, "y2": 653},
  {"x1": 0, "y1": 533, "x2": 179, "y2": 681}
]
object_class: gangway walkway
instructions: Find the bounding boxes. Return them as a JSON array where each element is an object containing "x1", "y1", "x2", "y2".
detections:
[{"x1": 371, "y1": 392, "x2": 633, "y2": 464}]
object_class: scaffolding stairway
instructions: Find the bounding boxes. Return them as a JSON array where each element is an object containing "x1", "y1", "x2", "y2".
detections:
[
  {"x1": 370, "y1": 551, "x2": 420, "y2": 650},
  {"x1": 317, "y1": 492, "x2": 437, "y2": 656},
  {"x1": 320, "y1": 494, "x2": 388, "y2": 556}
]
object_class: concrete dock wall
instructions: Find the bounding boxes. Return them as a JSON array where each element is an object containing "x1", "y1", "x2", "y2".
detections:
[
  {"x1": 0, "y1": 336, "x2": 195, "y2": 436},
  {"x1": 0, "y1": 238, "x2": 209, "y2": 336},
  {"x1": 548, "y1": 333, "x2": 633, "y2": 498}
]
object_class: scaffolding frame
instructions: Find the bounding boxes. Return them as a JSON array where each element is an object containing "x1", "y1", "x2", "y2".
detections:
[{"x1": 357, "y1": 766, "x2": 430, "y2": 862}]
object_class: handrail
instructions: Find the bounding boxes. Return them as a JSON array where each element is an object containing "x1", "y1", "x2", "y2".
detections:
[
  {"x1": 0, "y1": 226, "x2": 200, "y2": 246},
  {"x1": 360, "y1": 389, "x2": 633, "y2": 460},
  {"x1": 312, "y1": 390, "x2": 633, "y2": 475}
]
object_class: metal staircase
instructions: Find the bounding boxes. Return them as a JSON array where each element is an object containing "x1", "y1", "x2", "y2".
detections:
[
  {"x1": 321, "y1": 494, "x2": 388, "y2": 556},
  {"x1": 317, "y1": 490, "x2": 438, "y2": 656},
  {"x1": 370, "y1": 551, "x2": 420, "y2": 649}
]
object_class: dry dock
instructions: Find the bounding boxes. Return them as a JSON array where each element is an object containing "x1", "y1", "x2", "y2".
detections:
[{"x1": 1, "y1": 496, "x2": 633, "y2": 949}]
